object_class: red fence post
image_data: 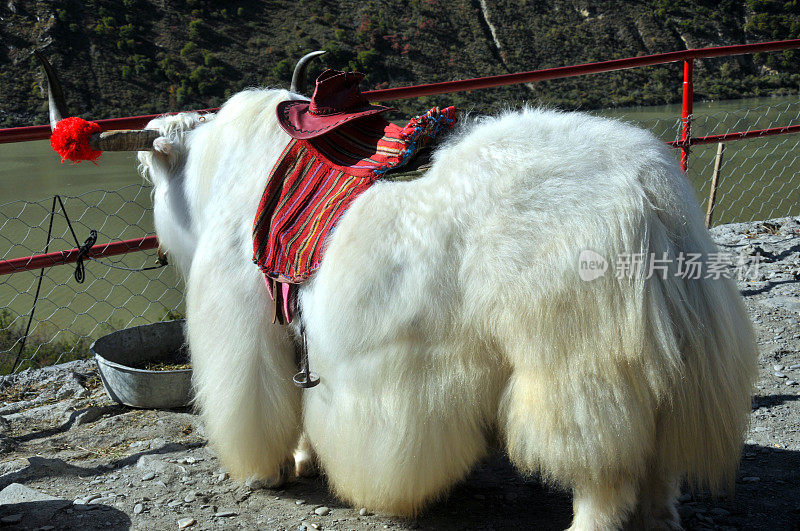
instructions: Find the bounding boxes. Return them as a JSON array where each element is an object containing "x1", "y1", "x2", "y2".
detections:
[{"x1": 681, "y1": 59, "x2": 694, "y2": 173}]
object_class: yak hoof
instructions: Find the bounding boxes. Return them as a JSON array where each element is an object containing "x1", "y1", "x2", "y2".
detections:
[
  {"x1": 294, "y1": 448, "x2": 318, "y2": 478},
  {"x1": 248, "y1": 459, "x2": 293, "y2": 490}
]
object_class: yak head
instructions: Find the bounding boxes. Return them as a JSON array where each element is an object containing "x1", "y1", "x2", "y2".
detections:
[
  {"x1": 35, "y1": 49, "x2": 324, "y2": 154},
  {"x1": 36, "y1": 50, "x2": 325, "y2": 276}
]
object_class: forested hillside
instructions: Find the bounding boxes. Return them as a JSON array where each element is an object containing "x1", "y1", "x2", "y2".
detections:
[{"x1": 1, "y1": 0, "x2": 798, "y2": 127}]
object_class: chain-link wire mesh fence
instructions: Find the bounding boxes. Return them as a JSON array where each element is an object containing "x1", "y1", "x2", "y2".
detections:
[
  {"x1": 613, "y1": 96, "x2": 800, "y2": 225},
  {"x1": 0, "y1": 184, "x2": 183, "y2": 374},
  {"x1": 607, "y1": 97, "x2": 800, "y2": 225},
  {"x1": 1, "y1": 97, "x2": 799, "y2": 374},
  {"x1": 685, "y1": 99, "x2": 800, "y2": 225}
]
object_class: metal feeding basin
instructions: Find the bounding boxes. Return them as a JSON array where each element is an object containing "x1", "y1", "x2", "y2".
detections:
[{"x1": 91, "y1": 319, "x2": 192, "y2": 409}]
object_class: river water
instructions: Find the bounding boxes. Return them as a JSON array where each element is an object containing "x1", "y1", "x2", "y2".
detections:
[{"x1": 1, "y1": 95, "x2": 799, "y2": 355}]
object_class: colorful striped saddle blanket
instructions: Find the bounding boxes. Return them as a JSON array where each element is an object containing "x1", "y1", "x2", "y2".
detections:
[{"x1": 252, "y1": 106, "x2": 457, "y2": 323}]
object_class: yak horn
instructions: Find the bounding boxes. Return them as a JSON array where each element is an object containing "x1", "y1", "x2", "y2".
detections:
[
  {"x1": 89, "y1": 130, "x2": 161, "y2": 151},
  {"x1": 290, "y1": 50, "x2": 326, "y2": 94},
  {"x1": 35, "y1": 51, "x2": 158, "y2": 151},
  {"x1": 34, "y1": 50, "x2": 69, "y2": 131}
]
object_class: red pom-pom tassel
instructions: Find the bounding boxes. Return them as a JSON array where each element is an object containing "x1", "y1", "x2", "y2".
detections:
[{"x1": 50, "y1": 117, "x2": 103, "y2": 163}]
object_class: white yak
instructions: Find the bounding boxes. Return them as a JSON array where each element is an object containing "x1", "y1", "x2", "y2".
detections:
[{"x1": 134, "y1": 88, "x2": 758, "y2": 529}]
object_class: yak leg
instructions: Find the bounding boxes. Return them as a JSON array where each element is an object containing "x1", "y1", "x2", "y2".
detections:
[
  {"x1": 570, "y1": 474, "x2": 681, "y2": 531},
  {"x1": 186, "y1": 241, "x2": 301, "y2": 486},
  {"x1": 626, "y1": 467, "x2": 682, "y2": 530},
  {"x1": 568, "y1": 481, "x2": 639, "y2": 531},
  {"x1": 298, "y1": 281, "x2": 502, "y2": 516},
  {"x1": 294, "y1": 432, "x2": 318, "y2": 478},
  {"x1": 499, "y1": 339, "x2": 657, "y2": 530},
  {"x1": 300, "y1": 338, "x2": 494, "y2": 516},
  {"x1": 501, "y1": 366, "x2": 647, "y2": 530}
]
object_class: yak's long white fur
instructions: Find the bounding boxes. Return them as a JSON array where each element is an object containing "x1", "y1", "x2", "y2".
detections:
[
  {"x1": 139, "y1": 90, "x2": 758, "y2": 529},
  {"x1": 139, "y1": 90, "x2": 305, "y2": 483}
]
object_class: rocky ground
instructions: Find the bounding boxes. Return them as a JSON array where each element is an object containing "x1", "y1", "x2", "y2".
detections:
[{"x1": 1, "y1": 218, "x2": 800, "y2": 530}]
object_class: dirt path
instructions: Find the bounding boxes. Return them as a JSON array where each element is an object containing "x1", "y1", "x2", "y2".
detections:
[{"x1": 1, "y1": 218, "x2": 799, "y2": 530}]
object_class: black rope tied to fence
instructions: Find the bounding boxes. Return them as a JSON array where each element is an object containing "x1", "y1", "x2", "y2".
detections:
[
  {"x1": 74, "y1": 230, "x2": 97, "y2": 284},
  {"x1": 55, "y1": 195, "x2": 94, "y2": 284},
  {"x1": 8, "y1": 195, "x2": 167, "y2": 374},
  {"x1": 89, "y1": 255, "x2": 167, "y2": 273},
  {"x1": 55, "y1": 194, "x2": 167, "y2": 277}
]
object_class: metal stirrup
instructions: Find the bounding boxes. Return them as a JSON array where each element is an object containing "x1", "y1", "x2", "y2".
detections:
[{"x1": 293, "y1": 328, "x2": 319, "y2": 388}]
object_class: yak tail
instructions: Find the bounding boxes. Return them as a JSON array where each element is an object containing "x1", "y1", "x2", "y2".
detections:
[{"x1": 644, "y1": 209, "x2": 758, "y2": 494}]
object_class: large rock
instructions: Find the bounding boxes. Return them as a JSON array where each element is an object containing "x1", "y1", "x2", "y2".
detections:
[
  {"x1": 0, "y1": 482, "x2": 64, "y2": 504},
  {"x1": 0, "y1": 483, "x2": 71, "y2": 520}
]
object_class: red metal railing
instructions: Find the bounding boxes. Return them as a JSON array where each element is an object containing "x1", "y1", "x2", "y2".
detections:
[
  {"x1": 666, "y1": 124, "x2": 800, "y2": 148},
  {"x1": 0, "y1": 236, "x2": 158, "y2": 276},
  {"x1": 0, "y1": 108, "x2": 219, "y2": 145},
  {"x1": 2, "y1": 39, "x2": 800, "y2": 274}
]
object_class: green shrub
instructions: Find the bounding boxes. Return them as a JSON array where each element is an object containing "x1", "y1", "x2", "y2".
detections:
[
  {"x1": 355, "y1": 49, "x2": 380, "y2": 70},
  {"x1": 189, "y1": 65, "x2": 208, "y2": 82},
  {"x1": 181, "y1": 41, "x2": 198, "y2": 58},
  {"x1": 188, "y1": 19, "x2": 203, "y2": 41},
  {"x1": 132, "y1": 54, "x2": 151, "y2": 75},
  {"x1": 175, "y1": 85, "x2": 189, "y2": 104},
  {"x1": 202, "y1": 50, "x2": 220, "y2": 67},
  {"x1": 159, "y1": 56, "x2": 178, "y2": 79},
  {"x1": 119, "y1": 23, "x2": 135, "y2": 39},
  {"x1": 272, "y1": 58, "x2": 292, "y2": 80},
  {"x1": 197, "y1": 81, "x2": 214, "y2": 95},
  {"x1": 93, "y1": 16, "x2": 117, "y2": 37},
  {"x1": 116, "y1": 39, "x2": 135, "y2": 51},
  {"x1": 323, "y1": 41, "x2": 355, "y2": 67}
]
